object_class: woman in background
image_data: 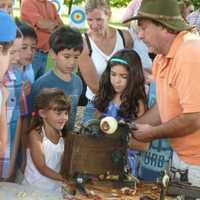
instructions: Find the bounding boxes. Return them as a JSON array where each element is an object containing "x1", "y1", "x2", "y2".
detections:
[{"x1": 78, "y1": 0, "x2": 133, "y2": 123}]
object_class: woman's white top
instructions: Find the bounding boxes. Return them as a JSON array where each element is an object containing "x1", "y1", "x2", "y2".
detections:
[
  {"x1": 86, "y1": 30, "x2": 125, "y2": 100},
  {"x1": 129, "y1": 28, "x2": 152, "y2": 69},
  {"x1": 23, "y1": 127, "x2": 64, "y2": 192}
]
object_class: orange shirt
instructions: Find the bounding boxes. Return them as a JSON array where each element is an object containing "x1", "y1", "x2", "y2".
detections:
[
  {"x1": 152, "y1": 31, "x2": 200, "y2": 165},
  {"x1": 20, "y1": 0, "x2": 63, "y2": 52}
]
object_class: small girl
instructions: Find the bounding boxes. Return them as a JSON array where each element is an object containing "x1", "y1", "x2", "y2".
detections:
[
  {"x1": 23, "y1": 88, "x2": 70, "y2": 193},
  {"x1": 94, "y1": 49, "x2": 149, "y2": 177}
]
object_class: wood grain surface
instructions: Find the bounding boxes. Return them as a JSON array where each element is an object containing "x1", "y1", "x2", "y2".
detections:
[{"x1": 64, "y1": 181, "x2": 174, "y2": 200}]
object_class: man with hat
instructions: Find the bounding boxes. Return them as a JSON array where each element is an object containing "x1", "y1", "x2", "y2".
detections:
[{"x1": 126, "y1": 0, "x2": 200, "y2": 186}]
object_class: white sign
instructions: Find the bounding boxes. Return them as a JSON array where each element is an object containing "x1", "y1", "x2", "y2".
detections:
[{"x1": 68, "y1": 6, "x2": 86, "y2": 29}]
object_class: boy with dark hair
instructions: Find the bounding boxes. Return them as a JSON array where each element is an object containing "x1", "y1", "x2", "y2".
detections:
[
  {"x1": 49, "y1": 26, "x2": 83, "y2": 54},
  {"x1": 17, "y1": 21, "x2": 37, "y2": 41},
  {"x1": 0, "y1": 10, "x2": 16, "y2": 158},
  {"x1": 28, "y1": 26, "x2": 83, "y2": 131}
]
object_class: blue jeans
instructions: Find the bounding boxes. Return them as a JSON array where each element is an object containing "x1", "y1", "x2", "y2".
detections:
[
  {"x1": 81, "y1": 100, "x2": 96, "y2": 124},
  {"x1": 32, "y1": 49, "x2": 48, "y2": 80}
]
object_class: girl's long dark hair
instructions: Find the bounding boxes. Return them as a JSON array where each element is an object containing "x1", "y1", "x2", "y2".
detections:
[
  {"x1": 94, "y1": 49, "x2": 147, "y2": 120},
  {"x1": 29, "y1": 88, "x2": 71, "y2": 137}
]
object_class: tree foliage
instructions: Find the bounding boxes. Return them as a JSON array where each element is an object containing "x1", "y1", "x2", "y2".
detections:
[
  {"x1": 64, "y1": 0, "x2": 131, "y2": 7},
  {"x1": 64, "y1": 0, "x2": 200, "y2": 9},
  {"x1": 177, "y1": 0, "x2": 200, "y2": 8},
  {"x1": 187, "y1": 0, "x2": 200, "y2": 8}
]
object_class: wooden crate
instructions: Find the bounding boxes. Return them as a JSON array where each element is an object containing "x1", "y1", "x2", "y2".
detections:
[{"x1": 61, "y1": 133, "x2": 127, "y2": 178}]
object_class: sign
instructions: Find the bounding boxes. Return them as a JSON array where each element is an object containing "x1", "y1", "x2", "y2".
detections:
[{"x1": 68, "y1": 6, "x2": 86, "y2": 29}]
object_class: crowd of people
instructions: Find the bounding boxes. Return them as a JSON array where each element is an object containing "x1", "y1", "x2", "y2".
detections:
[{"x1": 0, "y1": 0, "x2": 200, "y2": 198}]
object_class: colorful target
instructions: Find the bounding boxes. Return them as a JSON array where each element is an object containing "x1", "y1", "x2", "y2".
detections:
[{"x1": 69, "y1": 7, "x2": 86, "y2": 28}]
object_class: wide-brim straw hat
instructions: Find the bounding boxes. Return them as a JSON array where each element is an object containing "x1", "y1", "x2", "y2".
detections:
[{"x1": 124, "y1": 0, "x2": 192, "y2": 32}]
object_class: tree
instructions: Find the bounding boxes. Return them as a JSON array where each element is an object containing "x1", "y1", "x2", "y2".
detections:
[
  {"x1": 188, "y1": 0, "x2": 200, "y2": 8},
  {"x1": 64, "y1": 0, "x2": 200, "y2": 9},
  {"x1": 64, "y1": 0, "x2": 131, "y2": 8},
  {"x1": 178, "y1": 0, "x2": 200, "y2": 8}
]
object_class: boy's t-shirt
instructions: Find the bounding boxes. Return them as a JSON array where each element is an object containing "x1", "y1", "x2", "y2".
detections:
[{"x1": 28, "y1": 70, "x2": 83, "y2": 131}]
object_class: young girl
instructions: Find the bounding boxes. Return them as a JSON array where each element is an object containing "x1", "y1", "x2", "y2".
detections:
[
  {"x1": 94, "y1": 49, "x2": 149, "y2": 177},
  {"x1": 22, "y1": 88, "x2": 70, "y2": 193}
]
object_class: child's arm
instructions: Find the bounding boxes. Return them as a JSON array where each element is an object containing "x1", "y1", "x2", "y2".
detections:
[
  {"x1": 138, "y1": 100, "x2": 146, "y2": 117},
  {"x1": 0, "y1": 86, "x2": 9, "y2": 155},
  {"x1": 19, "y1": 117, "x2": 30, "y2": 173},
  {"x1": 29, "y1": 130, "x2": 65, "y2": 182}
]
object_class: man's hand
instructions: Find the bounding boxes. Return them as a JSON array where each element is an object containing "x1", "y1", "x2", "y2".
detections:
[
  {"x1": 37, "y1": 19, "x2": 59, "y2": 33},
  {"x1": 131, "y1": 123, "x2": 155, "y2": 142}
]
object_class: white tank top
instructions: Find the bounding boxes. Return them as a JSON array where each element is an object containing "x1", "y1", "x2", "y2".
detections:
[
  {"x1": 23, "y1": 127, "x2": 64, "y2": 192},
  {"x1": 86, "y1": 30, "x2": 125, "y2": 100}
]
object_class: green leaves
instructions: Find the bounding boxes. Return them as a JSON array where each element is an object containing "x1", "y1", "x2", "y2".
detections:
[
  {"x1": 63, "y1": 0, "x2": 131, "y2": 7},
  {"x1": 63, "y1": 0, "x2": 200, "y2": 9},
  {"x1": 177, "y1": 0, "x2": 200, "y2": 8}
]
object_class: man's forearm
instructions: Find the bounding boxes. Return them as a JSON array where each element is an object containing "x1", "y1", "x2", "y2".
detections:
[
  {"x1": 151, "y1": 112, "x2": 200, "y2": 139},
  {"x1": 136, "y1": 104, "x2": 161, "y2": 126}
]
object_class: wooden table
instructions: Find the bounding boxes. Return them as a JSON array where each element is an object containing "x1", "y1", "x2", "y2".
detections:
[{"x1": 64, "y1": 181, "x2": 174, "y2": 200}]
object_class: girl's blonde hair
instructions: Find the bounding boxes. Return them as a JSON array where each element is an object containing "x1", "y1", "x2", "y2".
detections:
[{"x1": 85, "y1": 0, "x2": 111, "y2": 15}]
